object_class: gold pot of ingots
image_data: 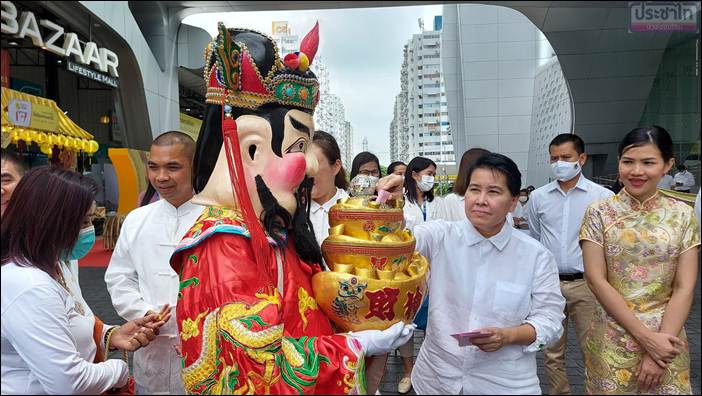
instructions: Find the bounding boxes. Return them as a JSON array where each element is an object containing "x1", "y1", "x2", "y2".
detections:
[{"x1": 312, "y1": 196, "x2": 429, "y2": 332}]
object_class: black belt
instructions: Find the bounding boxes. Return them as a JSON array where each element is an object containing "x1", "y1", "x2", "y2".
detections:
[{"x1": 559, "y1": 272, "x2": 584, "y2": 281}]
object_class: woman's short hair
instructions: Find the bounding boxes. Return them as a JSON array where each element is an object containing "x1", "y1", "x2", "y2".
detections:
[
  {"x1": 1, "y1": 167, "x2": 96, "y2": 279},
  {"x1": 404, "y1": 156, "x2": 437, "y2": 204},
  {"x1": 454, "y1": 148, "x2": 490, "y2": 196},
  {"x1": 350, "y1": 151, "x2": 382, "y2": 180},
  {"x1": 312, "y1": 130, "x2": 348, "y2": 190},
  {"x1": 467, "y1": 153, "x2": 522, "y2": 197},
  {"x1": 618, "y1": 125, "x2": 674, "y2": 162}
]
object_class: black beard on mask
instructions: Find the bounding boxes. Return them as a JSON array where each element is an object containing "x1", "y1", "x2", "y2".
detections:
[{"x1": 255, "y1": 175, "x2": 323, "y2": 267}]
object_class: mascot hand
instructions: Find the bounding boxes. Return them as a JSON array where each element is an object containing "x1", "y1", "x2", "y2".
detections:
[{"x1": 349, "y1": 322, "x2": 416, "y2": 356}]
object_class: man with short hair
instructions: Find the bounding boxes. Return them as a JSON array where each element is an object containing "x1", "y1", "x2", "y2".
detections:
[
  {"x1": 527, "y1": 133, "x2": 614, "y2": 395},
  {"x1": 105, "y1": 131, "x2": 201, "y2": 394},
  {"x1": 673, "y1": 164, "x2": 695, "y2": 193},
  {"x1": 1, "y1": 149, "x2": 27, "y2": 216}
]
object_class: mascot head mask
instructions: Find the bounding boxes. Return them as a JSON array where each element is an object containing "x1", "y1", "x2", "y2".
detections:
[{"x1": 192, "y1": 22, "x2": 323, "y2": 267}]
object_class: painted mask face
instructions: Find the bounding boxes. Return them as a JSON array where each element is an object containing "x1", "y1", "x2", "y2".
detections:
[{"x1": 235, "y1": 109, "x2": 318, "y2": 217}]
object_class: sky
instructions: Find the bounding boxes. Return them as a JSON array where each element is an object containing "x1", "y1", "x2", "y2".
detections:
[{"x1": 183, "y1": 4, "x2": 443, "y2": 165}]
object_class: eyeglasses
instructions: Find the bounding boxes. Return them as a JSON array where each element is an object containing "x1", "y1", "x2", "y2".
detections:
[{"x1": 359, "y1": 169, "x2": 380, "y2": 177}]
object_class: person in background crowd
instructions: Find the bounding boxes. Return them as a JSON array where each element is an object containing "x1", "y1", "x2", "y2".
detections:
[
  {"x1": 527, "y1": 133, "x2": 613, "y2": 395},
  {"x1": 526, "y1": 185, "x2": 536, "y2": 195},
  {"x1": 350, "y1": 151, "x2": 382, "y2": 180},
  {"x1": 673, "y1": 164, "x2": 695, "y2": 193},
  {"x1": 444, "y1": 148, "x2": 490, "y2": 221},
  {"x1": 309, "y1": 130, "x2": 349, "y2": 249},
  {"x1": 1, "y1": 149, "x2": 27, "y2": 217},
  {"x1": 608, "y1": 176, "x2": 624, "y2": 194},
  {"x1": 512, "y1": 188, "x2": 530, "y2": 230},
  {"x1": 104, "y1": 131, "x2": 201, "y2": 395},
  {"x1": 1, "y1": 167, "x2": 168, "y2": 394},
  {"x1": 580, "y1": 125, "x2": 699, "y2": 394},
  {"x1": 657, "y1": 171, "x2": 675, "y2": 190},
  {"x1": 388, "y1": 161, "x2": 407, "y2": 177},
  {"x1": 377, "y1": 153, "x2": 565, "y2": 394},
  {"x1": 396, "y1": 156, "x2": 446, "y2": 393}
]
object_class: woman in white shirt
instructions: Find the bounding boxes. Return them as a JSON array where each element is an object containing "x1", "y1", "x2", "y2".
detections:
[
  {"x1": 379, "y1": 153, "x2": 565, "y2": 395},
  {"x1": 309, "y1": 130, "x2": 349, "y2": 248},
  {"x1": 1, "y1": 167, "x2": 168, "y2": 395},
  {"x1": 444, "y1": 148, "x2": 491, "y2": 221}
]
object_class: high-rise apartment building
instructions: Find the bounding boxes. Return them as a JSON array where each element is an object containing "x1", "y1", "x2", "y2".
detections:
[
  {"x1": 527, "y1": 58, "x2": 573, "y2": 186},
  {"x1": 271, "y1": 22, "x2": 354, "y2": 169},
  {"x1": 391, "y1": 17, "x2": 455, "y2": 166}
]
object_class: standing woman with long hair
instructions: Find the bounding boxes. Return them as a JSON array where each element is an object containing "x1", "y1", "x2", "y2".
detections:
[
  {"x1": 309, "y1": 130, "x2": 349, "y2": 248},
  {"x1": 580, "y1": 126, "x2": 699, "y2": 394},
  {"x1": 1, "y1": 167, "x2": 168, "y2": 394}
]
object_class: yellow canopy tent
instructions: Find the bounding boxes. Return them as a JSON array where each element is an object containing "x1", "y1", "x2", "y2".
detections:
[{"x1": 1, "y1": 88, "x2": 99, "y2": 156}]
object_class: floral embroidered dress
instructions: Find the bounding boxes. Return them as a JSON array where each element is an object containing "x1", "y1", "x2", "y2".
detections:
[
  {"x1": 171, "y1": 206, "x2": 366, "y2": 395},
  {"x1": 579, "y1": 189, "x2": 700, "y2": 395}
]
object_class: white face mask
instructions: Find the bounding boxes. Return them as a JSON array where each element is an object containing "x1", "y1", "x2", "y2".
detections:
[
  {"x1": 417, "y1": 175, "x2": 435, "y2": 192},
  {"x1": 519, "y1": 196, "x2": 528, "y2": 204},
  {"x1": 550, "y1": 160, "x2": 581, "y2": 182}
]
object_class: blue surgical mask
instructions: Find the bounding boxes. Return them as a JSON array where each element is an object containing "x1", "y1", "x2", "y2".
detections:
[{"x1": 63, "y1": 226, "x2": 96, "y2": 261}]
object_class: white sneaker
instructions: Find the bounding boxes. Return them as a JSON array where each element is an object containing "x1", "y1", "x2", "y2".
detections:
[
  {"x1": 375, "y1": 390, "x2": 381, "y2": 395},
  {"x1": 398, "y1": 376, "x2": 412, "y2": 394}
]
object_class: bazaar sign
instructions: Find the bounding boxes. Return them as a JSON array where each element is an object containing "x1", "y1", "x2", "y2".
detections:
[{"x1": 1, "y1": 1, "x2": 120, "y2": 78}]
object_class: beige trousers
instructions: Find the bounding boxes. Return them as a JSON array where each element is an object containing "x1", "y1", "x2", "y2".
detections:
[{"x1": 544, "y1": 278, "x2": 597, "y2": 395}]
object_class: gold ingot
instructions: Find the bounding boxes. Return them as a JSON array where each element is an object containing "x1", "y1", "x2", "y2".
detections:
[
  {"x1": 407, "y1": 264, "x2": 420, "y2": 277},
  {"x1": 354, "y1": 266, "x2": 376, "y2": 279},
  {"x1": 333, "y1": 263, "x2": 354, "y2": 273},
  {"x1": 328, "y1": 196, "x2": 404, "y2": 240},
  {"x1": 393, "y1": 272, "x2": 410, "y2": 281},
  {"x1": 376, "y1": 268, "x2": 396, "y2": 280},
  {"x1": 312, "y1": 253, "x2": 429, "y2": 331},
  {"x1": 381, "y1": 233, "x2": 402, "y2": 243},
  {"x1": 322, "y1": 237, "x2": 415, "y2": 273},
  {"x1": 328, "y1": 224, "x2": 345, "y2": 236}
]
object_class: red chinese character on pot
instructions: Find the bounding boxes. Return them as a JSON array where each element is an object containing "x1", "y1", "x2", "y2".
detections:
[
  {"x1": 403, "y1": 287, "x2": 423, "y2": 321},
  {"x1": 365, "y1": 287, "x2": 399, "y2": 321}
]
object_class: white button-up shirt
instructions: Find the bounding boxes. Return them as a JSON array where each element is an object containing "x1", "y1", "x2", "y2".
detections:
[
  {"x1": 104, "y1": 199, "x2": 201, "y2": 393},
  {"x1": 673, "y1": 170, "x2": 695, "y2": 191},
  {"x1": 2, "y1": 263, "x2": 128, "y2": 394},
  {"x1": 403, "y1": 195, "x2": 445, "y2": 229},
  {"x1": 410, "y1": 220, "x2": 565, "y2": 395},
  {"x1": 527, "y1": 174, "x2": 613, "y2": 274},
  {"x1": 657, "y1": 174, "x2": 675, "y2": 189},
  {"x1": 442, "y1": 192, "x2": 465, "y2": 221},
  {"x1": 310, "y1": 187, "x2": 349, "y2": 246}
]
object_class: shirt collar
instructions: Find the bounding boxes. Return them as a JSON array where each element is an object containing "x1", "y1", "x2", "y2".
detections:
[
  {"x1": 461, "y1": 218, "x2": 513, "y2": 251},
  {"x1": 311, "y1": 188, "x2": 346, "y2": 214},
  {"x1": 161, "y1": 197, "x2": 198, "y2": 216},
  {"x1": 618, "y1": 188, "x2": 663, "y2": 211},
  {"x1": 547, "y1": 173, "x2": 589, "y2": 194}
]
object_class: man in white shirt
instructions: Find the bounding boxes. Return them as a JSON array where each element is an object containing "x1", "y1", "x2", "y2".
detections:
[
  {"x1": 695, "y1": 189, "x2": 701, "y2": 224},
  {"x1": 527, "y1": 133, "x2": 613, "y2": 395},
  {"x1": 657, "y1": 173, "x2": 675, "y2": 190},
  {"x1": 378, "y1": 153, "x2": 565, "y2": 395},
  {"x1": 673, "y1": 164, "x2": 695, "y2": 193},
  {"x1": 105, "y1": 131, "x2": 202, "y2": 394}
]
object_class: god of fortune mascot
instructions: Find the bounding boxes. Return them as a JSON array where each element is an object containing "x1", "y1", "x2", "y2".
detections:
[{"x1": 170, "y1": 23, "x2": 366, "y2": 394}]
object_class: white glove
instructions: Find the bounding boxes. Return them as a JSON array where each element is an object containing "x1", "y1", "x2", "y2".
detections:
[{"x1": 349, "y1": 321, "x2": 417, "y2": 356}]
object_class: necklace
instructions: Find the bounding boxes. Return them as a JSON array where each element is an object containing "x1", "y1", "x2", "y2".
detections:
[{"x1": 56, "y1": 263, "x2": 87, "y2": 316}]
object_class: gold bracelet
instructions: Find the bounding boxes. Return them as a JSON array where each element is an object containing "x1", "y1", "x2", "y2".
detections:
[{"x1": 105, "y1": 326, "x2": 120, "y2": 351}]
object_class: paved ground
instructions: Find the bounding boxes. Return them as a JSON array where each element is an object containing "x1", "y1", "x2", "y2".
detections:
[{"x1": 81, "y1": 267, "x2": 701, "y2": 395}]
